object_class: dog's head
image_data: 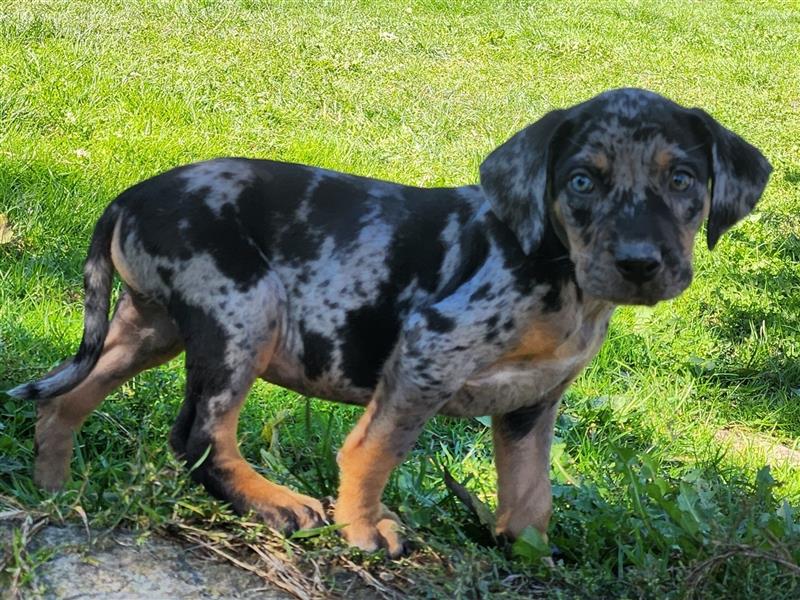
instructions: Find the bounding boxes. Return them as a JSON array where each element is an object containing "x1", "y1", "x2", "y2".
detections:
[{"x1": 480, "y1": 88, "x2": 772, "y2": 305}]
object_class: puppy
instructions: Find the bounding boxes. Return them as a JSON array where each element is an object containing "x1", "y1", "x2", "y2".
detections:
[{"x1": 10, "y1": 89, "x2": 771, "y2": 557}]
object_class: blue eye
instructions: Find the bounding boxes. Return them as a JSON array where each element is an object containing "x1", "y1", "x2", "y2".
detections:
[
  {"x1": 569, "y1": 173, "x2": 595, "y2": 194},
  {"x1": 670, "y1": 170, "x2": 694, "y2": 191}
]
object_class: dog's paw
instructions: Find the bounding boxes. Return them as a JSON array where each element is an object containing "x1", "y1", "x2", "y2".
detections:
[
  {"x1": 252, "y1": 489, "x2": 328, "y2": 535},
  {"x1": 340, "y1": 507, "x2": 408, "y2": 558}
]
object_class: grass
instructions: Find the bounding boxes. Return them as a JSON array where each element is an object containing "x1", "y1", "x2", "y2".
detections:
[{"x1": 1, "y1": 0, "x2": 800, "y2": 597}]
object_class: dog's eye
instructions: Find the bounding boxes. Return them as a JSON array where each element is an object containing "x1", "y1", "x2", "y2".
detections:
[
  {"x1": 670, "y1": 170, "x2": 694, "y2": 192},
  {"x1": 569, "y1": 173, "x2": 595, "y2": 194}
]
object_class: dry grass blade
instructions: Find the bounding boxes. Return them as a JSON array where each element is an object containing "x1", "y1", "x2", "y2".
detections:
[
  {"x1": 0, "y1": 213, "x2": 14, "y2": 245},
  {"x1": 167, "y1": 521, "x2": 326, "y2": 599},
  {"x1": 0, "y1": 511, "x2": 30, "y2": 522},
  {"x1": 246, "y1": 541, "x2": 326, "y2": 599},
  {"x1": 714, "y1": 428, "x2": 800, "y2": 466},
  {"x1": 0, "y1": 495, "x2": 38, "y2": 518},
  {"x1": 338, "y1": 556, "x2": 397, "y2": 599},
  {"x1": 160, "y1": 515, "x2": 429, "y2": 599}
]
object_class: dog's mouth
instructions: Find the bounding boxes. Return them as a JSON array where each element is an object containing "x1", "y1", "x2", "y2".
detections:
[
  {"x1": 604, "y1": 289, "x2": 677, "y2": 307},
  {"x1": 575, "y1": 267, "x2": 692, "y2": 306}
]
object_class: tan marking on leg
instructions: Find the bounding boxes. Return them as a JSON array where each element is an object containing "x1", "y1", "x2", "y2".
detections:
[
  {"x1": 207, "y1": 399, "x2": 326, "y2": 531},
  {"x1": 493, "y1": 399, "x2": 561, "y2": 539},
  {"x1": 34, "y1": 294, "x2": 181, "y2": 490},
  {"x1": 334, "y1": 402, "x2": 411, "y2": 557},
  {"x1": 494, "y1": 431, "x2": 552, "y2": 538}
]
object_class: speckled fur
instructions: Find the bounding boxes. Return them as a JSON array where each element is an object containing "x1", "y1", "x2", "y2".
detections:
[{"x1": 10, "y1": 88, "x2": 772, "y2": 556}]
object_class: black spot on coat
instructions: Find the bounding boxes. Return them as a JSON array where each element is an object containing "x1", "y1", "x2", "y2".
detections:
[
  {"x1": 299, "y1": 323, "x2": 334, "y2": 380},
  {"x1": 422, "y1": 307, "x2": 456, "y2": 333},
  {"x1": 486, "y1": 213, "x2": 574, "y2": 312},
  {"x1": 497, "y1": 403, "x2": 547, "y2": 442},
  {"x1": 469, "y1": 283, "x2": 492, "y2": 303},
  {"x1": 338, "y1": 189, "x2": 471, "y2": 388}
]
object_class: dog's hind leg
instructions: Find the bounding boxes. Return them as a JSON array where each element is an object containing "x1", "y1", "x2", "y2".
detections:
[
  {"x1": 34, "y1": 290, "x2": 183, "y2": 490},
  {"x1": 171, "y1": 275, "x2": 327, "y2": 534}
]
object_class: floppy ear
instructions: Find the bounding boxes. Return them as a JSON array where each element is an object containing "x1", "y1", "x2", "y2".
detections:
[
  {"x1": 691, "y1": 109, "x2": 772, "y2": 250},
  {"x1": 479, "y1": 109, "x2": 568, "y2": 255}
]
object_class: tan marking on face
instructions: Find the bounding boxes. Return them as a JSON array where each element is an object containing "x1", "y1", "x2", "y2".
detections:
[
  {"x1": 678, "y1": 191, "x2": 711, "y2": 259},
  {"x1": 655, "y1": 148, "x2": 674, "y2": 171},
  {"x1": 554, "y1": 189, "x2": 594, "y2": 264},
  {"x1": 589, "y1": 152, "x2": 610, "y2": 172},
  {"x1": 550, "y1": 196, "x2": 573, "y2": 241},
  {"x1": 557, "y1": 129, "x2": 711, "y2": 303}
]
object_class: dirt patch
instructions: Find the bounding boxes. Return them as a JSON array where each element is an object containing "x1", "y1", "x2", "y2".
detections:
[{"x1": 1, "y1": 522, "x2": 287, "y2": 599}]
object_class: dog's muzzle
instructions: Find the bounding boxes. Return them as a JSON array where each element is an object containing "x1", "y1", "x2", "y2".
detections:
[{"x1": 613, "y1": 241, "x2": 663, "y2": 285}]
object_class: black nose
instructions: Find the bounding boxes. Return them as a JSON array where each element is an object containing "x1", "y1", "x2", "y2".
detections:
[{"x1": 615, "y1": 244, "x2": 662, "y2": 284}]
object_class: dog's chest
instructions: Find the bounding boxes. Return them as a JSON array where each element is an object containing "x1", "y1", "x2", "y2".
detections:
[{"x1": 443, "y1": 303, "x2": 612, "y2": 416}]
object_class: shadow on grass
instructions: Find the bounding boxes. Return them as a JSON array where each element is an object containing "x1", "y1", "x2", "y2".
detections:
[
  {"x1": 683, "y1": 229, "x2": 800, "y2": 439},
  {"x1": 0, "y1": 156, "x2": 123, "y2": 378},
  {"x1": 784, "y1": 168, "x2": 800, "y2": 186},
  {"x1": 0, "y1": 324, "x2": 74, "y2": 395},
  {"x1": 0, "y1": 155, "x2": 115, "y2": 276}
]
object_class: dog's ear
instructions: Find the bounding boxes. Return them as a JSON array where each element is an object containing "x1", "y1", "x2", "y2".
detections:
[
  {"x1": 691, "y1": 109, "x2": 772, "y2": 250},
  {"x1": 479, "y1": 109, "x2": 568, "y2": 255}
]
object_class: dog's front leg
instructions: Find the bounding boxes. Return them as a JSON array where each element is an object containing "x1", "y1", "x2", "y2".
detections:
[
  {"x1": 492, "y1": 388, "x2": 563, "y2": 541},
  {"x1": 335, "y1": 384, "x2": 436, "y2": 558}
]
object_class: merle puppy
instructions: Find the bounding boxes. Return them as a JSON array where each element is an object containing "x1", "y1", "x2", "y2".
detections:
[{"x1": 10, "y1": 89, "x2": 771, "y2": 557}]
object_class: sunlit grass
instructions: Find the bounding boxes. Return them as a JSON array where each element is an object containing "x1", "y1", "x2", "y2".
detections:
[{"x1": 1, "y1": 1, "x2": 799, "y2": 597}]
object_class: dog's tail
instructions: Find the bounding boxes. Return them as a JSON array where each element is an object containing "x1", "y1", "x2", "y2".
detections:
[{"x1": 7, "y1": 203, "x2": 121, "y2": 400}]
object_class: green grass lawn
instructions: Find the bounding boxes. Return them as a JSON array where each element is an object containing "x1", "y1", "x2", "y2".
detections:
[{"x1": 2, "y1": 0, "x2": 800, "y2": 597}]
